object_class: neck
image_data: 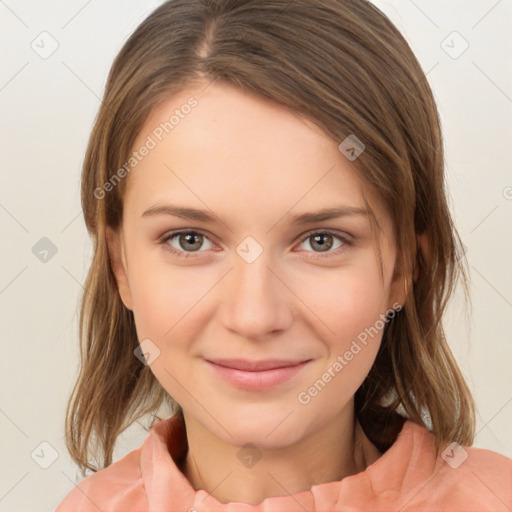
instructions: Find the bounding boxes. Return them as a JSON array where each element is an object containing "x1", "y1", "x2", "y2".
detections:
[{"x1": 179, "y1": 404, "x2": 379, "y2": 506}]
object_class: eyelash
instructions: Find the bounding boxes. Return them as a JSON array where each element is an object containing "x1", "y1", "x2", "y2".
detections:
[{"x1": 158, "y1": 229, "x2": 352, "y2": 260}]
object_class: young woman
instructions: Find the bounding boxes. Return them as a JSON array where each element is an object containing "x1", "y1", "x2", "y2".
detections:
[{"x1": 56, "y1": 0, "x2": 512, "y2": 510}]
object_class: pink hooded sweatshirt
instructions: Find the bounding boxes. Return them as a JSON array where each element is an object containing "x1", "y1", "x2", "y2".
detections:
[{"x1": 56, "y1": 413, "x2": 512, "y2": 511}]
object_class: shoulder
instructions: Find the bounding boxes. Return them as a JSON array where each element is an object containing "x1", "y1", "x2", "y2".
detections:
[
  {"x1": 403, "y1": 423, "x2": 512, "y2": 511},
  {"x1": 429, "y1": 444, "x2": 512, "y2": 509},
  {"x1": 55, "y1": 447, "x2": 148, "y2": 512},
  {"x1": 360, "y1": 419, "x2": 512, "y2": 511}
]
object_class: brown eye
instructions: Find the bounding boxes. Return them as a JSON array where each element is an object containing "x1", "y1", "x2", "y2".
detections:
[
  {"x1": 177, "y1": 232, "x2": 203, "y2": 251},
  {"x1": 309, "y1": 233, "x2": 334, "y2": 252},
  {"x1": 161, "y1": 230, "x2": 214, "y2": 257},
  {"x1": 297, "y1": 230, "x2": 351, "y2": 259}
]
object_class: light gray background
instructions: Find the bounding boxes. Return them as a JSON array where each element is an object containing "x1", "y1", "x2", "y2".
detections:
[{"x1": 1, "y1": 1, "x2": 511, "y2": 511}]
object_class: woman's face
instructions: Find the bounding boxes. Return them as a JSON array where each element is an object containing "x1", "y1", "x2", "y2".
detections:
[{"x1": 108, "y1": 81, "x2": 404, "y2": 448}]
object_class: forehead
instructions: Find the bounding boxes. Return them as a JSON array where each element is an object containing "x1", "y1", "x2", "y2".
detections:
[{"x1": 124, "y1": 82, "x2": 389, "y2": 231}]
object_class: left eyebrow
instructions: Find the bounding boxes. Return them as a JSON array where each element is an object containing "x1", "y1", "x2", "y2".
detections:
[
  {"x1": 290, "y1": 206, "x2": 369, "y2": 224},
  {"x1": 141, "y1": 204, "x2": 369, "y2": 224}
]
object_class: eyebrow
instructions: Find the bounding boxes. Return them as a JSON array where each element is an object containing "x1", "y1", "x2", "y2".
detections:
[{"x1": 141, "y1": 204, "x2": 369, "y2": 224}]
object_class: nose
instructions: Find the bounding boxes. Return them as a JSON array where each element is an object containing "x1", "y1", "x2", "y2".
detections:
[{"x1": 219, "y1": 248, "x2": 294, "y2": 340}]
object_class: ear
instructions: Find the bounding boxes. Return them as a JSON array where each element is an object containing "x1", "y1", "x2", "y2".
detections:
[
  {"x1": 106, "y1": 226, "x2": 133, "y2": 311},
  {"x1": 388, "y1": 261, "x2": 407, "y2": 311},
  {"x1": 414, "y1": 233, "x2": 428, "y2": 283},
  {"x1": 388, "y1": 232, "x2": 429, "y2": 310}
]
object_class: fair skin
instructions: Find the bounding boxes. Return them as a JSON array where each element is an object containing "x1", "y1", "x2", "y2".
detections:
[{"x1": 107, "y1": 81, "x2": 409, "y2": 505}]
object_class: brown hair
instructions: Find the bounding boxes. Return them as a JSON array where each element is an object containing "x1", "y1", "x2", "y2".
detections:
[{"x1": 65, "y1": 0, "x2": 475, "y2": 475}]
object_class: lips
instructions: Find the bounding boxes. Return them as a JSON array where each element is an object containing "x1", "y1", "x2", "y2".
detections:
[
  {"x1": 205, "y1": 358, "x2": 312, "y2": 391},
  {"x1": 207, "y1": 358, "x2": 310, "y2": 371}
]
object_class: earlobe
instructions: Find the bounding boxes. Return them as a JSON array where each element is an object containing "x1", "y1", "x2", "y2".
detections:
[{"x1": 106, "y1": 227, "x2": 133, "y2": 311}]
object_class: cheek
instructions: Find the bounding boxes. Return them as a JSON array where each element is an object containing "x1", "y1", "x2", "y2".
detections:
[
  {"x1": 296, "y1": 268, "x2": 386, "y2": 412},
  {"x1": 127, "y1": 250, "x2": 218, "y2": 343},
  {"x1": 303, "y1": 262, "x2": 389, "y2": 336},
  {"x1": 299, "y1": 264, "x2": 389, "y2": 399}
]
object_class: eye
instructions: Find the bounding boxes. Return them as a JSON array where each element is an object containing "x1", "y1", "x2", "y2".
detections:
[
  {"x1": 159, "y1": 229, "x2": 352, "y2": 260},
  {"x1": 296, "y1": 230, "x2": 351, "y2": 259},
  {"x1": 160, "y1": 230, "x2": 214, "y2": 258}
]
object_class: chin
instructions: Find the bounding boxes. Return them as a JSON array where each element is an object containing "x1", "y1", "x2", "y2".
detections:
[{"x1": 212, "y1": 406, "x2": 309, "y2": 449}]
